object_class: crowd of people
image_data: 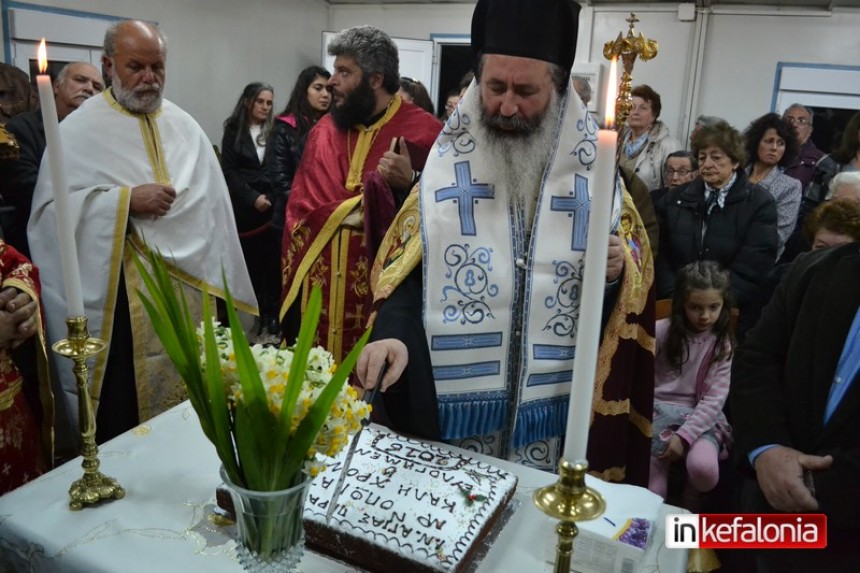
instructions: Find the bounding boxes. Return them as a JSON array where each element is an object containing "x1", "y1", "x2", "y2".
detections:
[{"x1": 0, "y1": 0, "x2": 858, "y2": 569}]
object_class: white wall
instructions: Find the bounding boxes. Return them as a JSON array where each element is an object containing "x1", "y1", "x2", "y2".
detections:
[
  {"x1": 327, "y1": 3, "x2": 475, "y2": 39},
  {"x1": 329, "y1": 2, "x2": 860, "y2": 147},
  {"x1": 5, "y1": 2, "x2": 860, "y2": 146},
  {"x1": 1, "y1": 0, "x2": 329, "y2": 142}
]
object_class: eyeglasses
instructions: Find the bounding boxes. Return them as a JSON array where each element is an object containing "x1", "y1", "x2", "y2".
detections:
[
  {"x1": 664, "y1": 168, "x2": 694, "y2": 176},
  {"x1": 784, "y1": 116, "x2": 810, "y2": 126}
]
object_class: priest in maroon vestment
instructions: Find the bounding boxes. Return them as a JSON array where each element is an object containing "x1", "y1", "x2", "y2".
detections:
[
  {"x1": 280, "y1": 25, "x2": 441, "y2": 362},
  {"x1": 0, "y1": 240, "x2": 52, "y2": 494}
]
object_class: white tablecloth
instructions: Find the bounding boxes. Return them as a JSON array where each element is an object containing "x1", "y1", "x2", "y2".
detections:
[{"x1": 0, "y1": 403, "x2": 687, "y2": 572}]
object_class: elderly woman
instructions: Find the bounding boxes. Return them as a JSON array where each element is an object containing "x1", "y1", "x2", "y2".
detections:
[
  {"x1": 744, "y1": 113, "x2": 802, "y2": 258},
  {"x1": 804, "y1": 198, "x2": 860, "y2": 250},
  {"x1": 827, "y1": 171, "x2": 860, "y2": 202},
  {"x1": 655, "y1": 120, "x2": 778, "y2": 335},
  {"x1": 619, "y1": 85, "x2": 682, "y2": 191}
]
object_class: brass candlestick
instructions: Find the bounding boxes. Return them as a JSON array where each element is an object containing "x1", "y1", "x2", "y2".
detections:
[
  {"x1": 533, "y1": 459, "x2": 606, "y2": 573},
  {"x1": 53, "y1": 316, "x2": 125, "y2": 510},
  {"x1": 603, "y1": 13, "x2": 659, "y2": 128}
]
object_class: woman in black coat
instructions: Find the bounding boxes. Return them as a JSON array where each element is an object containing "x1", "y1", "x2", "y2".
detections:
[
  {"x1": 221, "y1": 81, "x2": 280, "y2": 337},
  {"x1": 268, "y1": 66, "x2": 331, "y2": 231},
  {"x1": 655, "y1": 120, "x2": 778, "y2": 336},
  {"x1": 268, "y1": 67, "x2": 331, "y2": 339}
]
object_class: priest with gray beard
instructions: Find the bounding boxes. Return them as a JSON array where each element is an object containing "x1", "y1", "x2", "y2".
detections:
[
  {"x1": 28, "y1": 20, "x2": 255, "y2": 454},
  {"x1": 356, "y1": 0, "x2": 655, "y2": 483}
]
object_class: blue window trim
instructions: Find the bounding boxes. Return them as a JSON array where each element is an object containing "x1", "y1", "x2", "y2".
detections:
[
  {"x1": 771, "y1": 61, "x2": 860, "y2": 112},
  {"x1": 3, "y1": 0, "x2": 127, "y2": 64}
]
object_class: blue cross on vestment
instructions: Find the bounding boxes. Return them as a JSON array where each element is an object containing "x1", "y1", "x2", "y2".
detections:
[
  {"x1": 550, "y1": 173, "x2": 590, "y2": 251},
  {"x1": 435, "y1": 161, "x2": 494, "y2": 236}
]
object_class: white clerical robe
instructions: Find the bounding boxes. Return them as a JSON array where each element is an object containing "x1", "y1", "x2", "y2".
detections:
[{"x1": 28, "y1": 90, "x2": 256, "y2": 447}]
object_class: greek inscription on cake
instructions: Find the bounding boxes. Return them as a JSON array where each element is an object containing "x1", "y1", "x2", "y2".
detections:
[
  {"x1": 417, "y1": 513, "x2": 447, "y2": 530},
  {"x1": 417, "y1": 531, "x2": 444, "y2": 546}
]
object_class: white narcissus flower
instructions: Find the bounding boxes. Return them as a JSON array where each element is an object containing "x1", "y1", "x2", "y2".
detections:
[{"x1": 196, "y1": 323, "x2": 371, "y2": 471}]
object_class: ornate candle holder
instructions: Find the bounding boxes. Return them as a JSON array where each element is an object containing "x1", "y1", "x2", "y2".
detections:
[
  {"x1": 603, "y1": 13, "x2": 659, "y2": 128},
  {"x1": 53, "y1": 316, "x2": 125, "y2": 510},
  {"x1": 533, "y1": 459, "x2": 606, "y2": 573}
]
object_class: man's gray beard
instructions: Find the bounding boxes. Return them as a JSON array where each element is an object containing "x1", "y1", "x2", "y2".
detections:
[
  {"x1": 112, "y1": 73, "x2": 163, "y2": 114},
  {"x1": 476, "y1": 92, "x2": 562, "y2": 211}
]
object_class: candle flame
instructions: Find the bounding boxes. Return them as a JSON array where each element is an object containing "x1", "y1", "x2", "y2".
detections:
[
  {"x1": 37, "y1": 38, "x2": 48, "y2": 74},
  {"x1": 605, "y1": 57, "x2": 618, "y2": 130}
]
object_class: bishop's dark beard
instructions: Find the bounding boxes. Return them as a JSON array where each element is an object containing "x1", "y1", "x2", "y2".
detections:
[{"x1": 330, "y1": 75, "x2": 376, "y2": 131}]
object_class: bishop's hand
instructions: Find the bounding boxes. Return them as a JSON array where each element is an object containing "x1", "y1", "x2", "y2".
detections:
[
  {"x1": 606, "y1": 234, "x2": 624, "y2": 282},
  {"x1": 357, "y1": 339, "x2": 408, "y2": 392}
]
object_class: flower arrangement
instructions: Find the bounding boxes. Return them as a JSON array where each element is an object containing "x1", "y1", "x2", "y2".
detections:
[
  {"x1": 201, "y1": 321, "x2": 370, "y2": 480},
  {"x1": 133, "y1": 249, "x2": 371, "y2": 492}
]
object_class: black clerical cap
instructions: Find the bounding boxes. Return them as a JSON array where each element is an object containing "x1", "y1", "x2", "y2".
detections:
[{"x1": 471, "y1": 0, "x2": 581, "y2": 73}]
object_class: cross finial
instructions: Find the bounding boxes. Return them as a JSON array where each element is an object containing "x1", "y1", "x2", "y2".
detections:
[{"x1": 626, "y1": 13, "x2": 639, "y2": 30}]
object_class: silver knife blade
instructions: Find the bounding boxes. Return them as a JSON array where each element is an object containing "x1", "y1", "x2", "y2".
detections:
[{"x1": 324, "y1": 365, "x2": 384, "y2": 523}]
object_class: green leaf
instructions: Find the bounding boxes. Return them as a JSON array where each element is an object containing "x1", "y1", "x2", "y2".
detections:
[
  {"x1": 201, "y1": 293, "x2": 241, "y2": 484},
  {"x1": 221, "y1": 270, "x2": 278, "y2": 490},
  {"x1": 131, "y1": 248, "x2": 238, "y2": 485},
  {"x1": 276, "y1": 326, "x2": 371, "y2": 488},
  {"x1": 133, "y1": 249, "x2": 372, "y2": 493}
]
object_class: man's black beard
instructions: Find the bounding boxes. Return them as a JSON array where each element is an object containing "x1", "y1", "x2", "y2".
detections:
[{"x1": 330, "y1": 75, "x2": 376, "y2": 131}]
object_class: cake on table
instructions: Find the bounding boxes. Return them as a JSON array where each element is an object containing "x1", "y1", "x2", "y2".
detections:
[{"x1": 302, "y1": 426, "x2": 519, "y2": 573}]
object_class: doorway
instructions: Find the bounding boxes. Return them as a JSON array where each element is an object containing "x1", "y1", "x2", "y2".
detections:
[
  {"x1": 808, "y1": 106, "x2": 858, "y2": 154},
  {"x1": 436, "y1": 43, "x2": 472, "y2": 118}
]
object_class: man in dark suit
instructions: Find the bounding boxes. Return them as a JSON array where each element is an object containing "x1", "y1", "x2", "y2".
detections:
[{"x1": 732, "y1": 242, "x2": 860, "y2": 570}]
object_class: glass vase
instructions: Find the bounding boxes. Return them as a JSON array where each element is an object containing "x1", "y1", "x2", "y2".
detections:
[{"x1": 220, "y1": 466, "x2": 311, "y2": 573}]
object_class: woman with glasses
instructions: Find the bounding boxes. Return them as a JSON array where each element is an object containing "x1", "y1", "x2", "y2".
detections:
[
  {"x1": 655, "y1": 120, "x2": 777, "y2": 339},
  {"x1": 743, "y1": 113, "x2": 802, "y2": 259},
  {"x1": 619, "y1": 84, "x2": 682, "y2": 191}
]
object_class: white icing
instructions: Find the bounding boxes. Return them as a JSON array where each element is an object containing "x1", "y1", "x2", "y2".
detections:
[{"x1": 303, "y1": 427, "x2": 518, "y2": 572}]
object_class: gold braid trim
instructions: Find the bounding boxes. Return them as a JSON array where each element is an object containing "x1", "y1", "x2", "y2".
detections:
[
  {"x1": 346, "y1": 94, "x2": 402, "y2": 191},
  {"x1": 369, "y1": 189, "x2": 422, "y2": 313},
  {"x1": 279, "y1": 195, "x2": 362, "y2": 320},
  {"x1": 629, "y1": 405, "x2": 652, "y2": 438},
  {"x1": 594, "y1": 399, "x2": 630, "y2": 417},
  {"x1": 593, "y1": 187, "x2": 655, "y2": 413},
  {"x1": 91, "y1": 187, "x2": 131, "y2": 401},
  {"x1": 0, "y1": 377, "x2": 23, "y2": 411},
  {"x1": 637, "y1": 324, "x2": 656, "y2": 354}
]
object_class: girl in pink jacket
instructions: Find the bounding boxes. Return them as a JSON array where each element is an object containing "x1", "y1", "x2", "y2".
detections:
[{"x1": 649, "y1": 261, "x2": 735, "y2": 508}]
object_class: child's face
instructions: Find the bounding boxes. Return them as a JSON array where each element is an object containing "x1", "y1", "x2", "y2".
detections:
[{"x1": 683, "y1": 288, "x2": 724, "y2": 333}]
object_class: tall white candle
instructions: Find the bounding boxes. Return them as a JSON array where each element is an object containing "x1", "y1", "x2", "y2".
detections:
[
  {"x1": 563, "y1": 57, "x2": 619, "y2": 462},
  {"x1": 36, "y1": 39, "x2": 85, "y2": 317}
]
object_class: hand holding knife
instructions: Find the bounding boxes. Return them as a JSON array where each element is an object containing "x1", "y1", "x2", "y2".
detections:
[{"x1": 324, "y1": 363, "x2": 385, "y2": 523}]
